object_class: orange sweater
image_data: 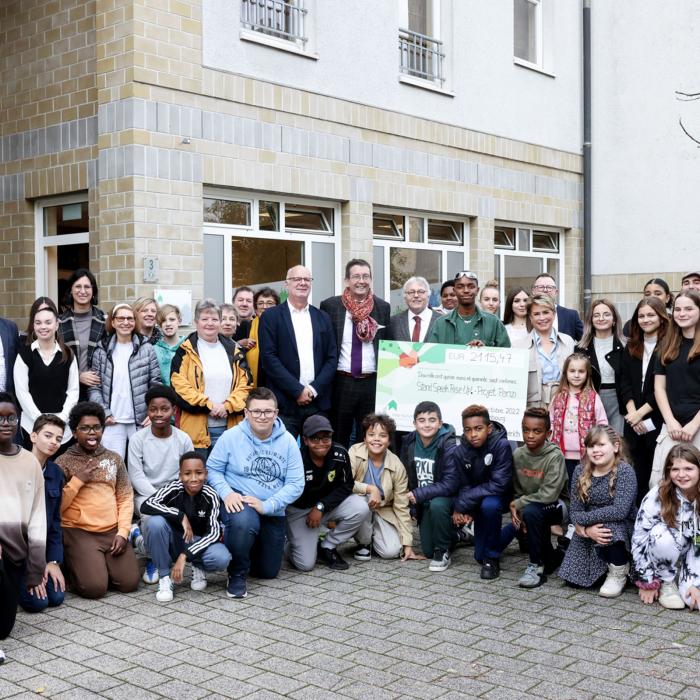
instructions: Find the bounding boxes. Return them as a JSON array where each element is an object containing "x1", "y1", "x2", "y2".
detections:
[{"x1": 57, "y1": 445, "x2": 133, "y2": 539}]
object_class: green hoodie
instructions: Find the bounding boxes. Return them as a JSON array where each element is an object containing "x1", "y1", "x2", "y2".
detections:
[
  {"x1": 414, "y1": 424, "x2": 453, "y2": 487},
  {"x1": 512, "y1": 440, "x2": 567, "y2": 511}
]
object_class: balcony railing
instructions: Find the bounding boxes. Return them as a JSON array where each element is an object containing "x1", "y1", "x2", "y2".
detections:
[
  {"x1": 241, "y1": 0, "x2": 307, "y2": 45},
  {"x1": 399, "y1": 28, "x2": 444, "y2": 85}
]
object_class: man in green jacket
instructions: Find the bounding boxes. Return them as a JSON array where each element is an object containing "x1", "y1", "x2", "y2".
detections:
[{"x1": 426, "y1": 271, "x2": 510, "y2": 347}]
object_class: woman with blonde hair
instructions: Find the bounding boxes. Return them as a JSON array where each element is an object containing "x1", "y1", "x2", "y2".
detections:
[
  {"x1": 479, "y1": 280, "x2": 500, "y2": 317},
  {"x1": 133, "y1": 297, "x2": 161, "y2": 345}
]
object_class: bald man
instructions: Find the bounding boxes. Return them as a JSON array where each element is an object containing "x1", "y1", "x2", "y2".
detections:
[{"x1": 258, "y1": 266, "x2": 337, "y2": 438}]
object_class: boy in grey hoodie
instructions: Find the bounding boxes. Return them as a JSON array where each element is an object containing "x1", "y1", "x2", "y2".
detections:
[{"x1": 505, "y1": 407, "x2": 568, "y2": 588}]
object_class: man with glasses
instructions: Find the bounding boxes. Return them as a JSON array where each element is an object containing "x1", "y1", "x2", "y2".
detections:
[
  {"x1": 258, "y1": 265, "x2": 337, "y2": 438},
  {"x1": 285, "y1": 415, "x2": 369, "y2": 571},
  {"x1": 388, "y1": 276, "x2": 441, "y2": 342},
  {"x1": 531, "y1": 274, "x2": 583, "y2": 341},
  {"x1": 207, "y1": 388, "x2": 304, "y2": 599},
  {"x1": 321, "y1": 259, "x2": 391, "y2": 447},
  {"x1": 427, "y1": 272, "x2": 510, "y2": 347}
]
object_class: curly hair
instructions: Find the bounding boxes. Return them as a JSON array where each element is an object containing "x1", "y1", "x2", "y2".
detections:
[
  {"x1": 576, "y1": 425, "x2": 629, "y2": 503},
  {"x1": 361, "y1": 413, "x2": 396, "y2": 437},
  {"x1": 658, "y1": 444, "x2": 700, "y2": 528}
]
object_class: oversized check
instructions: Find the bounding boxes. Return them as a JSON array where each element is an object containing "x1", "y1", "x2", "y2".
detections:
[{"x1": 375, "y1": 340, "x2": 529, "y2": 441}]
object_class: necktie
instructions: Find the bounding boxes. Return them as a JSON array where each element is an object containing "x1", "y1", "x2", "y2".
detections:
[
  {"x1": 412, "y1": 315, "x2": 421, "y2": 342},
  {"x1": 350, "y1": 323, "x2": 363, "y2": 377}
]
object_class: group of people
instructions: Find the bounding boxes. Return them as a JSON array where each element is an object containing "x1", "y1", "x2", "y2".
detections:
[{"x1": 1, "y1": 261, "x2": 700, "y2": 665}]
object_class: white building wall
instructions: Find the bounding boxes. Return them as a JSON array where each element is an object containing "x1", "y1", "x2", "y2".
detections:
[
  {"x1": 204, "y1": 0, "x2": 583, "y2": 152},
  {"x1": 591, "y1": 0, "x2": 700, "y2": 278}
]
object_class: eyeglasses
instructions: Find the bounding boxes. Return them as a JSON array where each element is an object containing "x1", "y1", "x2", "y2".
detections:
[
  {"x1": 349, "y1": 274, "x2": 371, "y2": 282},
  {"x1": 247, "y1": 409, "x2": 278, "y2": 418},
  {"x1": 287, "y1": 277, "x2": 313, "y2": 284},
  {"x1": 592, "y1": 313, "x2": 613, "y2": 320},
  {"x1": 455, "y1": 271, "x2": 478, "y2": 282},
  {"x1": 0, "y1": 415, "x2": 18, "y2": 425},
  {"x1": 533, "y1": 284, "x2": 557, "y2": 292},
  {"x1": 405, "y1": 290, "x2": 428, "y2": 296},
  {"x1": 77, "y1": 425, "x2": 103, "y2": 433},
  {"x1": 113, "y1": 317, "x2": 135, "y2": 323},
  {"x1": 256, "y1": 300, "x2": 277, "y2": 308},
  {"x1": 308, "y1": 434, "x2": 332, "y2": 443}
]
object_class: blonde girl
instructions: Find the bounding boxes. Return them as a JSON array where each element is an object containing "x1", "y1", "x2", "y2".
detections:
[
  {"x1": 559, "y1": 426, "x2": 637, "y2": 597},
  {"x1": 549, "y1": 353, "x2": 608, "y2": 480},
  {"x1": 479, "y1": 280, "x2": 501, "y2": 317},
  {"x1": 154, "y1": 304, "x2": 183, "y2": 386}
]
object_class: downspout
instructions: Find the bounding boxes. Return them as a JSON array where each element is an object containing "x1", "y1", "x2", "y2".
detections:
[{"x1": 582, "y1": 0, "x2": 592, "y2": 312}]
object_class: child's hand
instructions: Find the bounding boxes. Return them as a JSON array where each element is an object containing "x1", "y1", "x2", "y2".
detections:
[
  {"x1": 687, "y1": 586, "x2": 700, "y2": 610},
  {"x1": 171, "y1": 554, "x2": 187, "y2": 584},
  {"x1": 110, "y1": 534, "x2": 127, "y2": 556},
  {"x1": 509, "y1": 501, "x2": 521, "y2": 529},
  {"x1": 241, "y1": 495, "x2": 264, "y2": 514},
  {"x1": 638, "y1": 587, "x2": 659, "y2": 605},
  {"x1": 365, "y1": 485, "x2": 382, "y2": 510},
  {"x1": 584, "y1": 524, "x2": 612, "y2": 545},
  {"x1": 182, "y1": 514, "x2": 193, "y2": 543}
]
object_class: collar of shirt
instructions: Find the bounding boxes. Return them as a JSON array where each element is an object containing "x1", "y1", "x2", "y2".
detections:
[
  {"x1": 287, "y1": 300, "x2": 310, "y2": 314},
  {"x1": 30, "y1": 339, "x2": 60, "y2": 354}
]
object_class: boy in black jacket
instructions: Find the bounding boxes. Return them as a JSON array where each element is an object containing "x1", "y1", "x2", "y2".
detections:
[
  {"x1": 402, "y1": 401, "x2": 459, "y2": 572},
  {"x1": 285, "y1": 415, "x2": 369, "y2": 571},
  {"x1": 141, "y1": 452, "x2": 231, "y2": 602},
  {"x1": 448, "y1": 404, "x2": 513, "y2": 580}
]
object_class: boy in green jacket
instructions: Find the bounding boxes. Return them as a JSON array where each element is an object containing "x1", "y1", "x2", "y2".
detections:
[{"x1": 504, "y1": 407, "x2": 567, "y2": 588}]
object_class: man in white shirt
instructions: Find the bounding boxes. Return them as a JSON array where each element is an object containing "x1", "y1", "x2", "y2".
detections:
[
  {"x1": 258, "y1": 266, "x2": 337, "y2": 438},
  {"x1": 388, "y1": 276, "x2": 441, "y2": 342}
]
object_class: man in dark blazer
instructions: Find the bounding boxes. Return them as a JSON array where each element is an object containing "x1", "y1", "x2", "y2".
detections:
[
  {"x1": 258, "y1": 266, "x2": 337, "y2": 439},
  {"x1": 531, "y1": 274, "x2": 583, "y2": 341},
  {"x1": 388, "y1": 276, "x2": 441, "y2": 342},
  {"x1": 320, "y1": 259, "x2": 391, "y2": 448},
  {"x1": 0, "y1": 315, "x2": 19, "y2": 396}
]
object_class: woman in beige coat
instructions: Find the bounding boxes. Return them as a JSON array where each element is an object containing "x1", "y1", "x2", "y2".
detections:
[{"x1": 348, "y1": 414, "x2": 422, "y2": 561}]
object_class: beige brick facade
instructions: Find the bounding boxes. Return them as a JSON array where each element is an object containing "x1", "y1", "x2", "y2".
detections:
[{"x1": 1, "y1": 0, "x2": 585, "y2": 325}]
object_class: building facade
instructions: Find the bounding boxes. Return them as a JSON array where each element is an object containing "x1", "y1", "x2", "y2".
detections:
[{"x1": 2, "y1": 0, "x2": 590, "y2": 322}]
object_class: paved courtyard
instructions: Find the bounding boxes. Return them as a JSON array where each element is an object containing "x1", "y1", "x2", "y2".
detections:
[{"x1": 1, "y1": 541, "x2": 699, "y2": 700}]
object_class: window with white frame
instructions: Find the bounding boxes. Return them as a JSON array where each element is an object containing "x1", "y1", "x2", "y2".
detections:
[
  {"x1": 35, "y1": 194, "x2": 90, "y2": 306},
  {"x1": 240, "y1": 0, "x2": 307, "y2": 46},
  {"x1": 373, "y1": 208, "x2": 468, "y2": 313},
  {"x1": 202, "y1": 190, "x2": 339, "y2": 304},
  {"x1": 398, "y1": 0, "x2": 445, "y2": 86},
  {"x1": 494, "y1": 223, "x2": 563, "y2": 303},
  {"x1": 514, "y1": 0, "x2": 541, "y2": 66}
]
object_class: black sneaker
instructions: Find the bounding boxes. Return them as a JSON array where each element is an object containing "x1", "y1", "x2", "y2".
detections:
[
  {"x1": 317, "y1": 544, "x2": 350, "y2": 570},
  {"x1": 226, "y1": 575, "x2": 248, "y2": 599},
  {"x1": 480, "y1": 558, "x2": 500, "y2": 580}
]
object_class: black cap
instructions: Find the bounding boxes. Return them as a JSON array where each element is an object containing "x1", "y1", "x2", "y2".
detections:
[{"x1": 302, "y1": 414, "x2": 334, "y2": 437}]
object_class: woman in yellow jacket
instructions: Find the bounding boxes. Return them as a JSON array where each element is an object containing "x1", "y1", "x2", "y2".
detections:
[
  {"x1": 348, "y1": 413, "x2": 423, "y2": 561},
  {"x1": 171, "y1": 299, "x2": 252, "y2": 456}
]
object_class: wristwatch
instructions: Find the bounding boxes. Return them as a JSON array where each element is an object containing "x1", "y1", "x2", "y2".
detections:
[{"x1": 315, "y1": 502, "x2": 325, "y2": 513}]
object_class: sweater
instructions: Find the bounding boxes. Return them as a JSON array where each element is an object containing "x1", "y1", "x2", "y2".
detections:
[
  {"x1": 207, "y1": 417, "x2": 304, "y2": 516},
  {"x1": 426, "y1": 307, "x2": 511, "y2": 348},
  {"x1": 57, "y1": 444, "x2": 134, "y2": 539},
  {"x1": 511, "y1": 441, "x2": 568, "y2": 512},
  {"x1": 0, "y1": 448, "x2": 46, "y2": 586},
  {"x1": 154, "y1": 336, "x2": 183, "y2": 386},
  {"x1": 141, "y1": 481, "x2": 223, "y2": 561}
]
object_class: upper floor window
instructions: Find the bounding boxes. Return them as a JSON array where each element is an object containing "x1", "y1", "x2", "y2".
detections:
[
  {"x1": 241, "y1": 0, "x2": 307, "y2": 46},
  {"x1": 514, "y1": 0, "x2": 541, "y2": 66},
  {"x1": 399, "y1": 0, "x2": 445, "y2": 87}
]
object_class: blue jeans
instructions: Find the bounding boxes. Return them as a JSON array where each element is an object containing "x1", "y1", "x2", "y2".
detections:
[
  {"x1": 473, "y1": 496, "x2": 504, "y2": 562},
  {"x1": 18, "y1": 568, "x2": 65, "y2": 613},
  {"x1": 222, "y1": 505, "x2": 286, "y2": 580},
  {"x1": 195, "y1": 424, "x2": 226, "y2": 460},
  {"x1": 144, "y1": 515, "x2": 231, "y2": 578}
]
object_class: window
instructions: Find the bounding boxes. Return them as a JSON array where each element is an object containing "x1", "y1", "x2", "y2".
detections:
[
  {"x1": 35, "y1": 195, "x2": 90, "y2": 305},
  {"x1": 203, "y1": 190, "x2": 339, "y2": 304},
  {"x1": 399, "y1": 0, "x2": 444, "y2": 86},
  {"x1": 373, "y1": 208, "x2": 468, "y2": 313},
  {"x1": 494, "y1": 223, "x2": 563, "y2": 303},
  {"x1": 514, "y1": 0, "x2": 541, "y2": 66},
  {"x1": 240, "y1": 0, "x2": 307, "y2": 46}
]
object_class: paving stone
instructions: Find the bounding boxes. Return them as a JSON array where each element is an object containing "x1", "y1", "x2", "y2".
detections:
[
  {"x1": 0, "y1": 678, "x2": 25, "y2": 699},
  {"x1": 246, "y1": 670, "x2": 307, "y2": 694},
  {"x1": 70, "y1": 670, "x2": 123, "y2": 692},
  {"x1": 18, "y1": 674, "x2": 75, "y2": 696}
]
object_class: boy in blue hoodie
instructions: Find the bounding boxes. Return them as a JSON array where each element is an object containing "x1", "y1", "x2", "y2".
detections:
[
  {"x1": 448, "y1": 404, "x2": 513, "y2": 580},
  {"x1": 207, "y1": 387, "x2": 304, "y2": 599},
  {"x1": 402, "y1": 401, "x2": 460, "y2": 572}
]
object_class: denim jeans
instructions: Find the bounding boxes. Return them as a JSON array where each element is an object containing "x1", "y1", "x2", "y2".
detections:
[
  {"x1": 473, "y1": 495, "x2": 504, "y2": 562},
  {"x1": 144, "y1": 515, "x2": 231, "y2": 578},
  {"x1": 195, "y1": 424, "x2": 227, "y2": 461},
  {"x1": 222, "y1": 505, "x2": 286, "y2": 580},
  {"x1": 18, "y1": 569, "x2": 65, "y2": 612}
]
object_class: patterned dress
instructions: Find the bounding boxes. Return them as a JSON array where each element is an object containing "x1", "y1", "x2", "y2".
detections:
[{"x1": 559, "y1": 462, "x2": 637, "y2": 587}]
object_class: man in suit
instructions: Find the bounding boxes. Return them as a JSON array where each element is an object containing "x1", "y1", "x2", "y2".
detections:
[
  {"x1": 258, "y1": 266, "x2": 337, "y2": 438},
  {"x1": 0, "y1": 316, "x2": 19, "y2": 396},
  {"x1": 388, "y1": 276, "x2": 441, "y2": 342},
  {"x1": 531, "y1": 274, "x2": 583, "y2": 341},
  {"x1": 320, "y1": 259, "x2": 391, "y2": 448}
]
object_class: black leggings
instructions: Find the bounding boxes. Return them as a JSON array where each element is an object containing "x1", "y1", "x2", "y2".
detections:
[
  {"x1": 597, "y1": 540, "x2": 629, "y2": 566},
  {"x1": 0, "y1": 557, "x2": 23, "y2": 640}
]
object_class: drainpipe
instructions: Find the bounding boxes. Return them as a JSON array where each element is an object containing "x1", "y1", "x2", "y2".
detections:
[{"x1": 582, "y1": 0, "x2": 592, "y2": 312}]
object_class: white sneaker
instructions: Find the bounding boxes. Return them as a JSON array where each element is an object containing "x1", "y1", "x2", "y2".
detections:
[
  {"x1": 156, "y1": 575, "x2": 174, "y2": 602},
  {"x1": 142, "y1": 559, "x2": 159, "y2": 585},
  {"x1": 428, "y1": 550, "x2": 451, "y2": 572},
  {"x1": 191, "y1": 565, "x2": 208, "y2": 591},
  {"x1": 659, "y1": 581, "x2": 685, "y2": 609},
  {"x1": 0, "y1": 648, "x2": 5, "y2": 665},
  {"x1": 598, "y1": 563, "x2": 629, "y2": 598}
]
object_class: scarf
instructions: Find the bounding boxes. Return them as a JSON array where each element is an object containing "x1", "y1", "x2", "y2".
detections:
[
  {"x1": 550, "y1": 388, "x2": 599, "y2": 457},
  {"x1": 342, "y1": 288, "x2": 378, "y2": 342}
]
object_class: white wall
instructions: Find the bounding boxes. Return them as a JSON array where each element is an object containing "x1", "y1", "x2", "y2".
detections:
[
  {"x1": 591, "y1": 0, "x2": 700, "y2": 276},
  {"x1": 203, "y1": 0, "x2": 583, "y2": 152}
]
